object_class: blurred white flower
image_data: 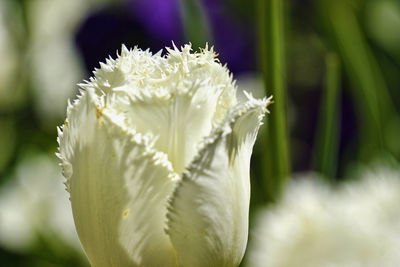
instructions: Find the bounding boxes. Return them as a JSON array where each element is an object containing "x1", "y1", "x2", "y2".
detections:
[
  {"x1": 57, "y1": 44, "x2": 270, "y2": 266},
  {"x1": 27, "y1": 0, "x2": 119, "y2": 121},
  {"x1": 0, "y1": 153, "x2": 82, "y2": 253},
  {"x1": 248, "y1": 169, "x2": 400, "y2": 267}
]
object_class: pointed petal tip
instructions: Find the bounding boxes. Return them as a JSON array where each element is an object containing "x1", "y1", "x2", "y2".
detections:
[{"x1": 120, "y1": 44, "x2": 130, "y2": 56}]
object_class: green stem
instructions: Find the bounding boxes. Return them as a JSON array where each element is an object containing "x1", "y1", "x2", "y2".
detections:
[
  {"x1": 258, "y1": 0, "x2": 290, "y2": 201},
  {"x1": 318, "y1": 0, "x2": 397, "y2": 160},
  {"x1": 313, "y1": 53, "x2": 341, "y2": 181},
  {"x1": 178, "y1": 0, "x2": 211, "y2": 49}
]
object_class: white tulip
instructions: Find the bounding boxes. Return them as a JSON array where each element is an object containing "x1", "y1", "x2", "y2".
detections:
[
  {"x1": 0, "y1": 154, "x2": 81, "y2": 253},
  {"x1": 57, "y1": 44, "x2": 270, "y2": 267},
  {"x1": 248, "y1": 168, "x2": 400, "y2": 267}
]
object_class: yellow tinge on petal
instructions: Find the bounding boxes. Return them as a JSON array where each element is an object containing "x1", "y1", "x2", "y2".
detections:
[{"x1": 57, "y1": 43, "x2": 270, "y2": 267}]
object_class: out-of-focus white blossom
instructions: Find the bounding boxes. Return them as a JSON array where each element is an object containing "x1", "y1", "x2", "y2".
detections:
[
  {"x1": 248, "y1": 168, "x2": 400, "y2": 267},
  {"x1": 57, "y1": 44, "x2": 270, "y2": 266},
  {"x1": 0, "y1": 153, "x2": 82, "y2": 253},
  {"x1": 27, "y1": 0, "x2": 119, "y2": 121}
]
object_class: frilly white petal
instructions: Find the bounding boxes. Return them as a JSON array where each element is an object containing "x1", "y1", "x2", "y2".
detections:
[
  {"x1": 84, "y1": 44, "x2": 237, "y2": 175},
  {"x1": 58, "y1": 91, "x2": 178, "y2": 267},
  {"x1": 166, "y1": 95, "x2": 271, "y2": 267}
]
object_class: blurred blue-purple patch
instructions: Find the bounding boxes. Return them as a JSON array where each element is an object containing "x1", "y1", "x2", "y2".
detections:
[
  {"x1": 129, "y1": 0, "x2": 184, "y2": 43},
  {"x1": 203, "y1": 0, "x2": 256, "y2": 74},
  {"x1": 75, "y1": 0, "x2": 255, "y2": 75}
]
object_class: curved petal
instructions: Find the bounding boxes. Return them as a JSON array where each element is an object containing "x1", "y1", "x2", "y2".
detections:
[
  {"x1": 166, "y1": 94, "x2": 271, "y2": 267},
  {"x1": 58, "y1": 90, "x2": 178, "y2": 267},
  {"x1": 89, "y1": 45, "x2": 237, "y2": 175}
]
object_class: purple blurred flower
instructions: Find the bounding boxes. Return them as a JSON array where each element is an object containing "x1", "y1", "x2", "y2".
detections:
[
  {"x1": 129, "y1": 0, "x2": 183, "y2": 42},
  {"x1": 202, "y1": 0, "x2": 256, "y2": 74},
  {"x1": 75, "y1": 0, "x2": 256, "y2": 75}
]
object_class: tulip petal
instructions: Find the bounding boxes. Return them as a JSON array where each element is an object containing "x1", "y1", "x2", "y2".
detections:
[
  {"x1": 58, "y1": 91, "x2": 178, "y2": 267},
  {"x1": 166, "y1": 94, "x2": 271, "y2": 267},
  {"x1": 90, "y1": 44, "x2": 237, "y2": 175},
  {"x1": 119, "y1": 81, "x2": 233, "y2": 176}
]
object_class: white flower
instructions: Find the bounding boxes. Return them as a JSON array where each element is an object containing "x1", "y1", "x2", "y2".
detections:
[
  {"x1": 57, "y1": 44, "x2": 270, "y2": 267},
  {"x1": 248, "y1": 169, "x2": 400, "y2": 267},
  {"x1": 27, "y1": 0, "x2": 120, "y2": 121},
  {"x1": 0, "y1": 153, "x2": 82, "y2": 253}
]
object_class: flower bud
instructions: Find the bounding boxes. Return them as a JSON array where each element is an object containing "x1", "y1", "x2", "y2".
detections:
[{"x1": 57, "y1": 44, "x2": 270, "y2": 267}]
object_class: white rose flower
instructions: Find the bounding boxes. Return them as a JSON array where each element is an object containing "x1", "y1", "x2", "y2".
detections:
[
  {"x1": 248, "y1": 169, "x2": 400, "y2": 267},
  {"x1": 57, "y1": 44, "x2": 270, "y2": 267}
]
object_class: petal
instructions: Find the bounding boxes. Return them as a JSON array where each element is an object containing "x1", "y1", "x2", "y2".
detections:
[
  {"x1": 89, "y1": 44, "x2": 237, "y2": 175},
  {"x1": 58, "y1": 91, "x2": 178, "y2": 267},
  {"x1": 166, "y1": 94, "x2": 271, "y2": 267},
  {"x1": 119, "y1": 82, "x2": 231, "y2": 176}
]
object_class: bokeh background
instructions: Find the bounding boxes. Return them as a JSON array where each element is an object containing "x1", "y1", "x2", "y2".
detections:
[{"x1": 1, "y1": 0, "x2": 400, "y2": 266}]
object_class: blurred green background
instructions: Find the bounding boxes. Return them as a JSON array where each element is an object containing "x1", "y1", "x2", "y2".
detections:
[{"x1": 1, "y1": 0, "x2": 400, "y2": 265}]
